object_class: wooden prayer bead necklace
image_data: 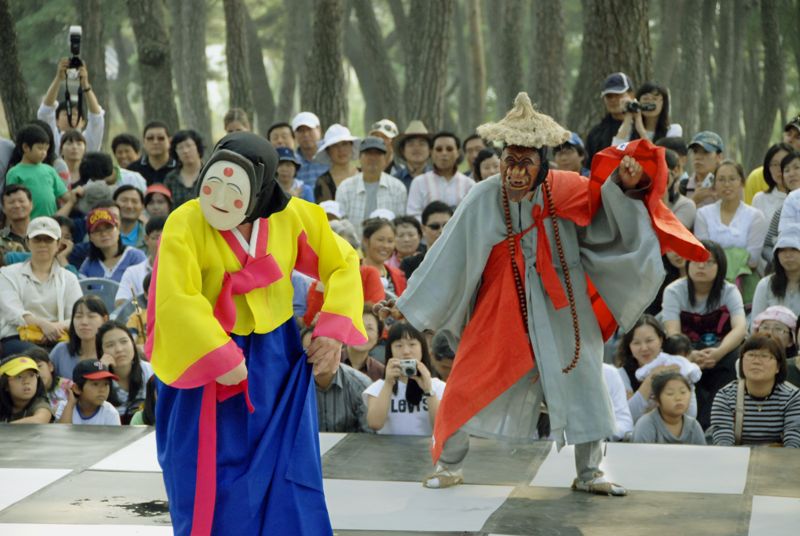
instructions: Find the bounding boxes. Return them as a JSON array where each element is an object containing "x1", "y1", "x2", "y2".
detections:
[{"x1": 501, "y1": 179, "x2": 582, "y2": 374}]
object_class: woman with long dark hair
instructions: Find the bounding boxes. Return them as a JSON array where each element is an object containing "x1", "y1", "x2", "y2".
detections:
[
  {"x1": 752, "y1": 143, "x2": 794, "y2": 224},
  {"x1": 661, "y1": 239, "x2": 747, "y2": 427},
  {"x1": 364, "y1": 322, "x2": 444, "y2": 435},
  {"x1": 96, "y1": 320, "x2": 153, "y2": 423},
  {"x1": 612, "y1": 81, "x2": 682, "y2": 146},
  {"x1": 752, "y1": 225, "x2": 800, "y2": 320},
  {"x1": 49, "y1": 295, "x2": 109, "y2": 379},
  {"x1": 763, "y1": 152, "x2": 800, "y2": 262},
  {"x1": 163, "y1": 129, "x2": 205, "y2": 208}
]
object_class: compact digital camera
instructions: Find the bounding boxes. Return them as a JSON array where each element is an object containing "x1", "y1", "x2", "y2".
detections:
[{"x1": 397, "y1": 359, "x2": 418, "y2": 377}]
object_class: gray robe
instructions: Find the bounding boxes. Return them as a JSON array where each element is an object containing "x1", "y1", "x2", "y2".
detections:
[{"x1": 397, "y1": 173, "x2": 664, "y2": 447}]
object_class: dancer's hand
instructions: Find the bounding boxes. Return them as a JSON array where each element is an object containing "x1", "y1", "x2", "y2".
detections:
[
  {"x1": 306, "y1": 336, "x2": 342, "y2": 377},
  {"x1": 618, "y1": 155, "x2": 645, "y2": 190},
  {"x1": 217, "y1": 361, "x2": 248, "y2": 385},
  {"x1": 373, "y1": 299, "x2": 404, "y2": 323}
]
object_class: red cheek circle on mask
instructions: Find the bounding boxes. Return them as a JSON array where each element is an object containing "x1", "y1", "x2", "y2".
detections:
[
  {"x1": 224, "y1": 167, "x2": 234, "y2": 177},
  {"x1": 233, "y1": 199, "x2": 244, "y2": 209},
  {"x1": 201, "y1": 185, "x2": 212, "y2": 195}
]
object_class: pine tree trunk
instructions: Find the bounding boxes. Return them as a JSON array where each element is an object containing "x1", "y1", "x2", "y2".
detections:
[
  {"x1": 301, "y1": 0, "x2": 347, "y2": 128},
  {"x1": 496, "y1": 0, "x2": 524, "y2": 112},
  {"x1": 467, "y1": 0, "x2": 486, "y2": 127},
  {"x1": 727, "y1": 0, "x2": 748, "y2": 156},
  {"x1": 78, "y1": 0, "x2": 108, "y2": 145},
  {"x1": 568, "y1": 0, "x2": 653, "y2": 138},
  {"x1": 0, "y1": 0, "x2": 32, "y2": 138},
  {"x1": 352, "y1": 0, "x2": 403, "y2": 125},
  {"x1": 344, "y1": 20, "x2": 379, "y2": 132},
  {"x1": 672, "y1": 3, "x2": 703, "y2": 137},
  {"x1": 404, "y1": 0, "x2": 455, "y2": 130},
  {"x1": 453, "y1": 2, "x2": 472, "y2": 133},
  {"x1": 169, "y1": 0, "x2": 211, "y2": 141},
  {"x1": 745, "y1": 0, "x2": 784, "y2": 170},
  {"x1": 276, "y1": 0, "x2": 304, "y2": 121},
  {"x1": 531, "y1": 0, "x2": 566, "y2": 124},
  {"x1": 245, "y1": 6, "x2": 275, "y2": 134},
  {"x1": 111, "y1": 29, "x2": 140, "y2": 136},
  {"x1": 223, "y1": 0, "x2": 253, "y2": 119},
  {"x1": 714, "y1": 1, "x2": 735, "y2": 144},
  {"x1": 127, "y1": 0, "x2": 179, "y2": 131},
  {"x1": 653, "y1": 0, "x2": 683, "y2": 88},
  {"x1": 697, "y1": 0, "x2": 717, "y2": 132}
]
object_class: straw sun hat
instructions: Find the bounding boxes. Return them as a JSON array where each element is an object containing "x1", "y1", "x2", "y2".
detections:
[{"x1": 477, "y1": 92, "x2": 570, "y2": 149}]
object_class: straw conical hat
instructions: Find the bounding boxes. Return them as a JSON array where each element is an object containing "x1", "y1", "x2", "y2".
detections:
[{"x1": 477, "y1": 92, "x2": 570, "y2": 148}]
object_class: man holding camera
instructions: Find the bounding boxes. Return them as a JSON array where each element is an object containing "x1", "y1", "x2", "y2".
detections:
[
  {"x1": 585, "y1": 72, "x2": 635, "y2": 167},
  {"x1": 38, "y1": 57, "x2": 105, "y2": 153}
]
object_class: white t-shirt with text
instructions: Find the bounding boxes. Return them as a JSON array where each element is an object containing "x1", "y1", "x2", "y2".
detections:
[{"x1": 363, "y1": 378, "x2": 446, "y2": 436}]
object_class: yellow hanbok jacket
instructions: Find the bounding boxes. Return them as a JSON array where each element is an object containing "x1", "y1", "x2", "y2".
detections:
[{"x1": 146, "y1": 198, "x2": 367, "y2": 388}]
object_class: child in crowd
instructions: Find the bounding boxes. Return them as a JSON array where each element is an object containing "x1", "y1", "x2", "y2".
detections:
[
  {"x1": 0, "y1": 355, "x2": 52, "y2": 423},
  {"x1": 5, "y1": 124, "x2": 72, "y2": 218},
  {"x1": 57, "y1": 359, "x2": 121, "y2": 425},
  {"x1": 97, "y1": 320, "x2": 153, "y2": 423},
  {"x1": 663, "y1": 333, "x2": 693, "y2": 358},
  {"x1": 50, "y1": 295, "x2": 109, "y2": 380},
  {"x1": 364, "y1": 322, "x2": 445, "y2": 435},
  {"x1": 633, "y1": 372, "x2": 706, "y2": 445},
  {"x1": 27, "y1": 346, "x2": 71, "y2": 417},
  {"x1": 130, "y1": 376, "x2": 157, "y2": 426}
]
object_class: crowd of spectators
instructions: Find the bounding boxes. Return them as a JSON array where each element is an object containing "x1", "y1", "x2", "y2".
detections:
[{"x1": 1, "y1": 66, "x2": 798, "y2": 451}]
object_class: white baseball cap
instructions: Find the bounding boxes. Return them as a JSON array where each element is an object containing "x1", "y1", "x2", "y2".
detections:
[
  {"x1": 291, "y1": 112, "x2": 321, "y2": 131},
  {"x1": 369, "y1": 119, "x2": 399, "y2": 139},
  {"x1": 27, "y1": 216, "x2": 61, "y2": 240},
  {"x1": 319, "y1": 200, "x2": 343, "y2": 219}
]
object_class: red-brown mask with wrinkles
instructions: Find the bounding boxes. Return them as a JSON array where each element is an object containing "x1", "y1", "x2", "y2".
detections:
[{"x1": 500, "y1": 145, "x2": 541, "y2": 202}]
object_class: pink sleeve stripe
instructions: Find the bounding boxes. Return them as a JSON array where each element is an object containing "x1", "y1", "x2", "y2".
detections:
[
  {"x1": 313, "y1": 311, "x2": 368, "y2": 346},
  {"x1": 295, "y1": 230, "x2": 320, "y2": 280},
  {"x1": 169, "y1": 340, "x2": 244, "y2": 389}
]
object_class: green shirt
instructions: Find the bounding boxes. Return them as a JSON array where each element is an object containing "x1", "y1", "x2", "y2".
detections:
[{"x1": 5, "y1": 163, "x2": 68, "y2": 218}]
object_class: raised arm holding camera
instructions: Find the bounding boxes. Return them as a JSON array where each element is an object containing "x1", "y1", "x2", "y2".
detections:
[{"x1": 37, "y1": 31, "x2": 105, "y2": 153}]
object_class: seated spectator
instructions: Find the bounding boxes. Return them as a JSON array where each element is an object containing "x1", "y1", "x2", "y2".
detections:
[
  {"x1": 362, "y1": 218, "x2": 406, "y2": 297},
  {"x1": 711, "y1": 335, "x2": 800, "y2": 447},
  {"x1": 406, "y1": 132, "x2": 474, "y2": 220},
  {"x1": 275, "y1": 147, "x2": 313, "y2": 202},
  {"x1": 681, "y1": 131, "x2": 724, "y2": 207},
  {"x1": 130, "y1": 375, "x2": 157, "y2": 425},
  {"x1": 632, "y1": 371, "x2": 705, "y2": 445},
  {"x1": 267, "y1": 121, "x2": 295, "y2": 150},
  {"x1": 79, "y1": 207, "x2": 146, "y2": 282},
  {"x1": 111, "y1": 133, "x2": 141, "y2": 169},
  {"x1": 50, "y1": 295, "x2": 109, "y2": 379},
  {"x1": 751, "y1": 143, "x2": 794, "y2": 224},
  {"x1": 656, "y1": 136, "x2": 689, "y2": 180},
  {"x1": 430, "y1": 330, "x2": 457, "y2": 381},
  {"x1": 292, "y1": 112, "x2": 328, "y2": 188},
  {"x1": 368, "y1": 119, "x2": 401, "y2": 176},
  {"x1": 752, "y1": 226, "x2": 800, "y2": 320},
  {"x1": 313, "y1": 124, "x2": 360, "y2": 202},
  {"x1": 662, "y1": 333, "x2": 692, "y2": 357},
  {"x1": 645, "y1": 251, "x2": 687, "y2": 316},
  {"x1": 1, "y1": 184, "x2": 33, "y2": 252},
  {"x1": 67, "y1": 200, "x2": 120, "y2": 269},
  {"x1": 388, "y1": 216, "x2": 424, "y2": 270},
  {"x1": 5, "y1": 124, "x2": 74, "y2": 218},
  {"x1": 763, "y1": 152, "x2": 800, "y2": 260},
  {"x1": 602, "y1": 363, "x2": 634, "y2": 441},
  {"x1": 315, "y1": 360, "x2": 372, "y2": 433},
  {"x1": 0, "y1": 217, "x2": 82, "y2": 357},
  {"x1": 661, "y1": 240, "x2": 747, "y2": 428},
  {"x1": 752, "y1": 307, "x2": 798, "y2": 382},
  {"x1": 553, "y1": 133, "x2": 588, "y2": 176},
  {"x1": 57, "y1": 359, "x2": 121, "y2": 425},
  {"x1": 663, "y1": 148, "x2": 696, "y2": 230},
  {"x1": 127, "y1": 121, "x2": 178, "y2": 185},
  {"x1": 115, "y1": 216, "x2": 164, "y2": 307},
  {"x1": 394, "y1": 120, "x2": 432, "y2": 190},
  {"x1": 60, "y1": 129, "x2": 86, "y2": 188},
  {"x1": 400, "y1": 201, "x2": 453, "y2": 279},
  {"x1": 97, "y1": 320, "x2": 153, "y2": 423},
  {"x1": 79, "y1": 151, "x2": 146, "y2": 196},
  {"x1": 223, "y1": 108, "x2": 250, "y2": 133},
  {"x1": 163, "y1": 129, "x2": 204, "y2": 208},
  {"x1": 462, "y1": 134, "x2": 486, "y2": 177},
  {"x1": 341, "y1": 306, "x2": 385, "y2": 382},
  {"x1": 744, "y1": 117, "x2": 800, "y2": 203},
  {"x1": 336, "y1": 137, "x2": 407, "y2": 236},
  {"x1": 472, "y1": 147, "x2": 501, "y2": 182},
  {"x1": 616, "y1": 315, "x2": 701, "y2": 423},
  {"x1": 28, "y1": 346, "x2": 71, "y2": 417},
  {"x1": 113, "y1": 185, "x2": 146, "y2": 249},
  {"x1": 611, "y1": 81, "x2": 682, "y2": 147},
  {"x1": 144, "y1": 184, "x2": 172, "y2": 220},
  {"x1": 0, "y1": 354, "x2": 52, "y2": 423},
  {"x1": 364, "y1": 322, "x2": 445, "y2": 435},
  {"x1": 694, "y1": 160, "x2": 767, "y2": 304},
  {"x1": 38, "y1": 59, "x2": 104, "y2": 152}
]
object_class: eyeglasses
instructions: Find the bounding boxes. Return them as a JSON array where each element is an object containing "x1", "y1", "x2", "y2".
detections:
[
  {"x1": 426, "y1": 222, "x2": 446, "y2": 231},
  {"x1": 742, "y1": 351, "x2": 777, "y2": 362}
]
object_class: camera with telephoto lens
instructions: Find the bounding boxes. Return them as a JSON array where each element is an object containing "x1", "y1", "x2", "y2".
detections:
[
  {"x1": 68, "y1": 26, "x2": 83, "y2": 70},
  {"x1": 625, "y1": 100, "x2": 657, "y2": 113},
  {"x1": 397, "y1": 359, "x2": 418, "y2": 377}
]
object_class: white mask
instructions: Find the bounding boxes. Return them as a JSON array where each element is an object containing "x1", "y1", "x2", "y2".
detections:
[{"x1": 198, "y1": 161, "x2": 252, "y2": 230}]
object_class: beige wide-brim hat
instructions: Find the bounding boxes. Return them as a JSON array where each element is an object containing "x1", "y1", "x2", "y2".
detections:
[
  {"x1": 477, "y1": 92, "x2": 570, "y2": 148},
  {"x1": 394, "y1": 120, "x2": 432, "y2": 155}
]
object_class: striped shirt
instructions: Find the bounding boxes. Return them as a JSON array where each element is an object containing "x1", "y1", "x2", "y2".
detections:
[
  {"x1": 316, "y1": 363, "x2": 373, "y2": 433},
  {"x1": 710, "y1": 380, "x2": 800, "y2": 447},
  {"x1": 335, "y1": 172, "x2": 408, "y2": 237},
  {"x1": 406, "y1": 171, "x2": 475, "y2": 220}
]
